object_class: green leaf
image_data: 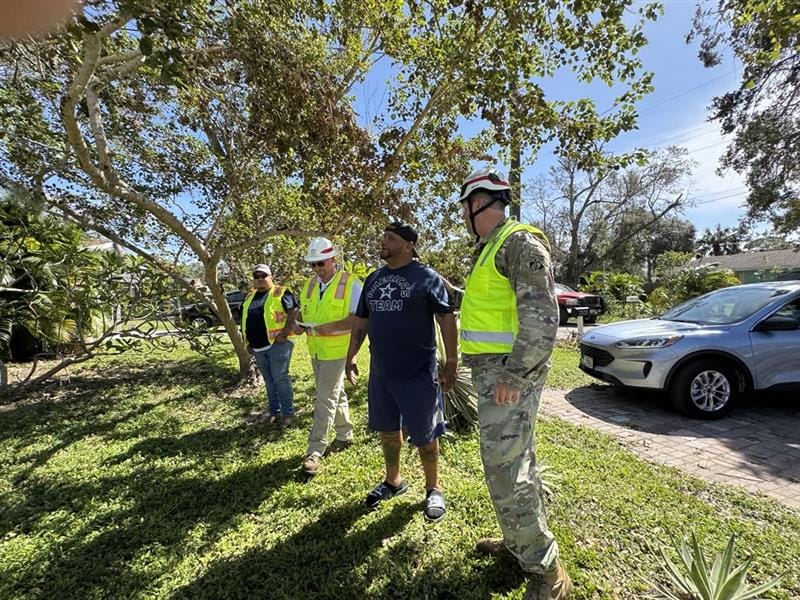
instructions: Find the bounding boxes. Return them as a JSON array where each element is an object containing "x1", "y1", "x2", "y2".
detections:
[{"x1": 139, "y1": 36, "x2": 154, "y2": 56}]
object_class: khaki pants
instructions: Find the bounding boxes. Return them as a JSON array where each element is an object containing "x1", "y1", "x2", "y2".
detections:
[{"x1": 306, "y1": 357, "x2": 354, "y2": 457}]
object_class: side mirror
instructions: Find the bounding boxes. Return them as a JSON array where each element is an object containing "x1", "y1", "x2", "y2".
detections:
[{"x1": 754, "y1": 315, "x2": 800, "y2": 332}]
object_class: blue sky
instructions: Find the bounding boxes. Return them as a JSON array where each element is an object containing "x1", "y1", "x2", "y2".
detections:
[
  {"x1": 354, "y1": 1, "x2": 747, "y2": 234},
  {"x1": 523, "y1": 0, "x2": 748, "y2": 233},
  {"x1": 600, "y1": 0, "x2": 746, "y2": 233}
]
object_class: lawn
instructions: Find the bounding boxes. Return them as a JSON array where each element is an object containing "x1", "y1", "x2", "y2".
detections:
[{"x1": 1, "y1": 339, "x2": 798, "y2": 599}]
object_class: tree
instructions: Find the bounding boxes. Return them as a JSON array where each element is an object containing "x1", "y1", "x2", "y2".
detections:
[
  {"x1": 695, "y1": 224, "x2": 745, "y2": 256},
  {"x1": 594, "y1": 211, "x2": 695, "y2": 281},
  {"x1": 744, "y1": 235, "x2": 795, "y2": 252},
  {"x1": 0, "y1": 195, "x2": 180, "y2": 395},
  {"x1": 688, "y1": 0, "x2": 800, "y2": 233},
  {"x1": 526, "y1": 146, "x2": 695, "y2": 285},
  {"x1": 2, "y1": 0, "x2": 663, "y2": 377}
]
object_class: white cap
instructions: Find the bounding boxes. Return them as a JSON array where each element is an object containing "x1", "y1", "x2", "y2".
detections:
[
  {"x1": 305, "y1": 237, "x2": 338, "y2": 262},
  {"x1": 252, "y1": 264, "x2": 271, "y2": 276}
]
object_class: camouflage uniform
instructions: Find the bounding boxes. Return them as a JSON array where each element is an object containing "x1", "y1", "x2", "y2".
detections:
[{"x1": 456, "y1": 217, "x2": 560, "y2": 574}]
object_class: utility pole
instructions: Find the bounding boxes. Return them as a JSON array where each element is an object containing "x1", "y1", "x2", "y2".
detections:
[
  {"x1": 508, "y1": 90, "x2": 522, "y2": 220},
  {"x1": 509, "y1": 141, "x2": 521, "y2": 220}
]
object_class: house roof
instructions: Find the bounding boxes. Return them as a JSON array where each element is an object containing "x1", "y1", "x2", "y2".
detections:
[{"x1": 693, "y1": 248, "x2": 800, "y2": 271}]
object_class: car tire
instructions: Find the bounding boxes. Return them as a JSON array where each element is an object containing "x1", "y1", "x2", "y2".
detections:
[
  {"x1": 558, "y1": 306, "x2": 569, "y2": 326},
  {"x1": 669, "y1": 359, "x2": 740, "y2": 419},
  {"x1": 189, "y1": 316, "x2": 213, "y2": 329},
  {"x1": 584, "y1": 315, "x2": 597, "y2": 324}
]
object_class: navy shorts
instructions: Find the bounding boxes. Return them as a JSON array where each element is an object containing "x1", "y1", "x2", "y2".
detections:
[{"x1": 367, "y1": 364, "x2": 446, "y2": 447}]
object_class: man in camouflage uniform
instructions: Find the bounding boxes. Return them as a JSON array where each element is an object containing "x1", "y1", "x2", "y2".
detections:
[{"x1": 447, "y1": 168, "x2": 571, "y2": 600}]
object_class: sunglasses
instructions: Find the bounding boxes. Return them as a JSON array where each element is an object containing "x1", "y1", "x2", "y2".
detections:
[
  {"x1": 253, "y1": 273, "x2": 270, "y2": 279},
  {"x1": 310, "y1": 261, "x2": 327, "y2": 268}
]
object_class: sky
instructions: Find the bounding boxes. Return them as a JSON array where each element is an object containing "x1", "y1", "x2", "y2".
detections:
[
  {"x1": 520, "y1": 0, "x2": 749, "y2": 233},
  {"x1": 354, "y1": 1, "x2": 749, "y2": 234},
  {"x1": 597, "y1": 0, "x2": 747, "y2": 233}
]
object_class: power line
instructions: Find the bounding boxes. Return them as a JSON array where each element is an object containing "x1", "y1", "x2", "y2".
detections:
[
  {"x1": 600, "y1": 68, "x2": 737, "y2": 117},
  {"x1": 639, "y1": 69, "x2": 738, "y2": 115},
  {"x1": 638, "y1": 126, "x2": 718, "y2": 149},
  {"x1": 691, "y1": 189, "x2": 749, "y2": 206}
]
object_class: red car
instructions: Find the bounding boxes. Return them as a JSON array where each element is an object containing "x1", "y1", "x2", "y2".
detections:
[{"x1": 555, "y1": 283, "x2": 605, "y2": 325}]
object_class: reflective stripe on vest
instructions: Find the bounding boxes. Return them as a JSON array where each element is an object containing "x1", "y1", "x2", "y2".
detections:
[
  {"x1": 460, "y1": 331, "x2": 515, "y2": 344},
  {"x1": 305, "y1": 277, "x2": 318, "y2": 300},
  {"x1": 334, "y1": 272, "x2": 350, "y2": 299},
  {"x1": 460, "y1": 219, "x2": 550, "y2": 355},
  {"x1": 300, "y1": 270, "x2": 357, "y2": 360}
]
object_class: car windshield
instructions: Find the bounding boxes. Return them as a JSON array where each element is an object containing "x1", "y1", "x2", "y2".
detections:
[
  {"x1": 555, "y1": 284, "x2": 573, "y2": 294},
  {"x1": 661, "y1": 287, "x2": 791, "y2": 324}
]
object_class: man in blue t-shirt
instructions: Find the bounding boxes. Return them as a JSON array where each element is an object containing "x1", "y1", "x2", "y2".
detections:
[{"x1": 346, "y1": 222, "x2": 458, "y2": 522}]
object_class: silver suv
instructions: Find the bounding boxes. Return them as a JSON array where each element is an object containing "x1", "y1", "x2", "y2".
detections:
[{"x1": 579, "y1": 281, "x2": 800, "y2": 418}]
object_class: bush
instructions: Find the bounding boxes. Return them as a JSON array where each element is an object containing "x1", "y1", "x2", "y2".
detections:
[
  {"x1": 581, "y1": 270, "x2": 646, "y2": 317},
  {"x1": 649, "y1": 267, "x2": 741, "y2": 314}
]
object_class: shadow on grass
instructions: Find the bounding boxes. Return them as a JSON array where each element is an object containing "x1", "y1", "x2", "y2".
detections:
[
  {"x1": 0, "y1": 356, "x2": 240, "y2": 483},
  {"x1": 4, "y1": 452, "x2": 300, "y2": 598},
  {"x1": 169, "y1": 498, "x2": 525, "y2": 600}
]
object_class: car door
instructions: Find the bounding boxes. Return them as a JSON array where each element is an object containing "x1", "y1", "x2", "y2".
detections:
[{"x1": 748, "y1": 295, "x2": 800, "y2": 390}]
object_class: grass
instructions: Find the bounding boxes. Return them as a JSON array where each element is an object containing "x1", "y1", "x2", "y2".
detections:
[
  {"x1": 548, "y1": 343, "x2": 597, "y2": 389},
  {"x1": 1, "y1": 339, "x2": 798, "y2": 599}
]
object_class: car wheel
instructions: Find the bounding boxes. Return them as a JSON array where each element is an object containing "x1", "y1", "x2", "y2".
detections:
[
  {"x1": 584, "y1": 315, "x2": 597, "y2": 324},
  {"x1": 558, "y1": 306, "x2": 569, "y2": 326},
  {"x1": 189, "y1": 316, "x2": 212, "y2": 329},
  {"x1": 669, "y1": 359, "x2": 740, "y2": 419}
]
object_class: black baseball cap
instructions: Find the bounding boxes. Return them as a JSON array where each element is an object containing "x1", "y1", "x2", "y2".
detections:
[{"x1": 385, "y1": 221, "x2": 419, "y2": 258}]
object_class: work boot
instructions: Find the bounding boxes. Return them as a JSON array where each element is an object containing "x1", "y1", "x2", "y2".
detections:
[
  {"x1": 475, "y1": 538, "x2": 511, "y2": 557},
  {"x1": 302, "y1": 454, "x2": 322, "y2": 476},
  {"x1": 280, "y1": 415, "x2": 295, "y2": 429},
  {"x1": 523, "y1": 560, "x2": 572, "y2": 600},
  {"x1": 327, "y1": 438, "x2": 353, "y2": 454}
]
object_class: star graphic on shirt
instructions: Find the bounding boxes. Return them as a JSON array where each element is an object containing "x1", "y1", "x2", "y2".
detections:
[{"x1": 379, "y1": 283, "x2": 396, "y2": 299}]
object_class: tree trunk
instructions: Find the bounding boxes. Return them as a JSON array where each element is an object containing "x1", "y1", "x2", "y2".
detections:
[
  {"x1": 509, "y1": 140, "x2": 521, "y2": 220},
  {"x1": 203, "y1": 263, "x2": 251, "y2": 378},
  {"x1": 565, "y1": 224, "x2": 582, "y2": 286}
]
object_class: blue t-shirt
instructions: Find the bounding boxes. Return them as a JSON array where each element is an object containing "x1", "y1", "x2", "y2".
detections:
[{"x1": 356, "y1": 261, "x2": 453, "y2": 379}]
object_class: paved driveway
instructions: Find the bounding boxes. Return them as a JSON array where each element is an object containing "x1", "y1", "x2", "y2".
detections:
[{"x1": 541, "y1": 385, "x2": 800, "y2": 510}]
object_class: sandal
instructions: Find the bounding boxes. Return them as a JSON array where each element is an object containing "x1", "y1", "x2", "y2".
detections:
[
  {"x1": 365, "y1": 479, "x2": 408, "y2": 509},
  {"x1": 424, "y1": 489, "x2": 446, "y2": 522}
]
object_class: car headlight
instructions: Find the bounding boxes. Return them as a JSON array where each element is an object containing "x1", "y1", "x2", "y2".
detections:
[
  {"x1": 564, "y1": 298, "x2": 579, "y2": 306},
  {"x1": 615, "y1": 335, "x2": 683, "y2": 349}
]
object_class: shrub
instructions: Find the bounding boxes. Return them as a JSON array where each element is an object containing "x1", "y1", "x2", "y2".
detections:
[
  {"x1": 581, "y1": 270, "x2": 645, "y2": 317},
  {"x1": 650, "y1": 531, "x2": 784, "y2": 599},
  {"x1": 649, "y1": 267, "x2": 740, "y2": 314}
]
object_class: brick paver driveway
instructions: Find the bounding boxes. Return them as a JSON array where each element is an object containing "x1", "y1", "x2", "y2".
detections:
[{"x1": 541, "y1": 384, "x2": 800, "y2": 510}]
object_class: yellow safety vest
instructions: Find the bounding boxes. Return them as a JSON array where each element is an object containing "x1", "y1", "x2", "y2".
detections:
[
  {"x1": 461, "y1": 219, "x2": 551, "y2": 355},
  {"x1": 241, "y1": 286, "x2": 293, "y2": 345},
  {"x1": 300, "y1": 270, "x2": 358, "y2": 360}
]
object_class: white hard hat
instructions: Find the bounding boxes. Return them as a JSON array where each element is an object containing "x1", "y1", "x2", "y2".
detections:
[
  {"x1": 252, "y1": 264, "x2": 271, "y2": 275},
  {"x1": 459, "y1": 167, "x2": 512, "y2": 203},
  {"x1": 305, "y1": 237, "x2": 337, "y2": 262}
]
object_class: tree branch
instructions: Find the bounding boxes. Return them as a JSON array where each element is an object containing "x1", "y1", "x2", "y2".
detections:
[
  {"x1": 592, "y1": 194, "x2": 684, "y2": 268},
  {"x1": 53, "y1": 202, "x2": 209, "y2": 306},
  {"x1": 212, "y1": 228, "x2": 325, "y2": 264},
  {"x1": 60, "y1": 29, "x2": 211, "y2": 263}
]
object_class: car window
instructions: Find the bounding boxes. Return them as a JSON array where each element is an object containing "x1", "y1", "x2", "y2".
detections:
[
  {"x1": 661, "y1": 287, "x2": 792, "y2": 324},
  {"x1": 773, "y1": 298, "x2": 800, "y2": 321},
  {"x1": 555, "y1": 284, "x2": 573, "y2": 294}
]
